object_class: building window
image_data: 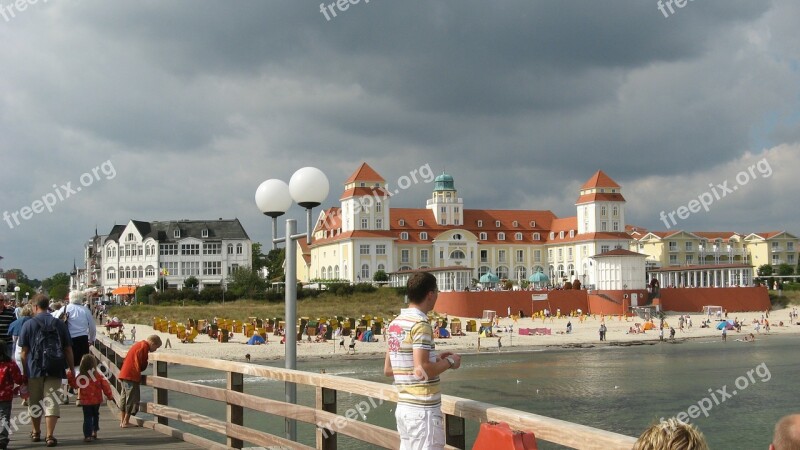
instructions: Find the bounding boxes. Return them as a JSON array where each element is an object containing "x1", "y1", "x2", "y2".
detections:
[
  {"x1": 549, "y1": 232, "x2": 555, "y2": 240},
  {"x1": 498, "y1": 250, "x2": 507, "y2": 263},
  {"x1": 495, "y1": 220, "x2": 501, "y2": 227},
  {"x1": 181, "y1": 244, "x2": 200, "y2": 255},
  {"x1": 788, "y1": 242, "x2": 795, "y2": 252},
  {"x1": 685, "y1": 255, "x2": 694, "y2": 264},
  {"x1": 400, "y1": 232, "x2": 409, "y2": 240},
  {"x1": 496, "y1": 265, "x2": 509, "y2": 279},
  {"x1": 601, "y1": 206, "x2": 607, "y2": 217},
  {"x1": 450, "y1": 250, "x2": 465, "y2": 259},
  {"x1": 512, "y1": 221, "x2": 518, "y2": 227},
  {"x1": 376, "y1": 202, "x2": 382, "y2": 212},
  {"x1": 420, "y1": 232, "x2": 428, "y2": 240},
  {"x1": 685, "y1": 242, "x2": 693, "y2": 251},
  {"x1": 789, "y1": 254, "x2": 795, "y2": 264},
  {"x1": 533, "y1": 232, "x2": 540, "y2": 241},
  {"x1": 418, "y1": 219, "x2": 424, "y2": 226},
  {"x1": 600, "y1": 222, "x2": 607, "y2": 231},
  {"x1": 530, "y1": 221, "x2": 536, "y2": 227},
  {"x1": 400, "y1": 250, "x2": 410, "y2": 263},
  {"x1": 477, "y1": 220, "x2": 483, "y2": 228},
  {"x1": 236, "y1": 243, "x2": 243, "y2": 254},
  {"x1": 376, "y1": 219, "x2": 382, "y2": 229},
  {"x1": 453, "y1": 233, "x2": 463, "y2": 240},
  {"x1": 359, "y1": 264, "x2": 370, "y2": 279},
  {"x1": 669, "y1": 255, "x2": 678, "y2": 265},
  {"x1": 159, "y1": 261, "x2": 178, "y2": 276},
  {"x1": 480, "y1": 250, "x2": 488, "y2": 263},
  {"x1": 360, "y1": 244, "x2": 370, "y2": 255},
  {"x1": 361, "y1": 218, "x2": 368, "y2": 229},
  {"x1": 160, "y1": 244, "x2": 178, "y2": 256},
  {"x1": 601, "y1": 245, "x2": 610, "y2": 253},
  {"x1": 441, "y1": 206, "x2": 446, "y2": 213},
  {"x1": 479, "y1": 232, "x2": 487, "y2": 240},
  {"x1": 548, "y1": 249, "x2": 553, "y2": 260},
  {"x1": 669, "y1": 241, "x2": 678, "y2": 252},
  {"x1": 181, "y1": 261, "x2": 199, "y2": 276},
  {"x1": 174, "y1": 229, "x2": 180, "y2": 238},
  {"x1": 612, "y1": 206, "x2": 618, "y2": 217},
  {"x1": 228, "y1": 244, "x2": 234, "y2": 254},
  {"x1": 534, "y1": 250, "x2": 541, "y2": 262},
  {"x1": 569, "y1": 230, "x2": 574, "y2": 238},
  {"x1": 440, "y1": 219, "x2": 446, "y2": 225},
  {"x1": 558, "y1": 249, "x2": 563, "y2": 259},
  {"x1": 106, "y1": 268, "x2": 116, "y2": 280},
  {"x1": 377, "y1": 263, "x2": 385, "y2": 272},
  {"x1": 612, "y1": 222, "x2": 619, "y2": 231},
  {"x1": 498, "y1": 232, "x2": 505, "y2": 241},
  {"x1": 333, "y1": 266, "x2": 340, "y2": 279},
  {"x1": 559, "y1": 231, "x2": 564, "y2": 239},
  {"x1": 376, "y1": 244, "x2": 386, "y2": 255},
  {"x1": 203, "y1": 243, "x2": 221, "y2": 255},
  {"x1": 567, "y1": 248, "x2": 573, "y2": 260},
  {"x1": 420, "y1": 250, "x2": 429, "y2": 263},
  {"x1": 515, "y1": 232, "x2": 523, "y2": 241},
  {"x1": 202, "y1": 229, "x2": 209, "y2": 238},
  {"x1": 399, "y1": 219, "x2": 405, "y2": 226},
  {"x1": 202, "y1": 261, "x2": 222, "y2": 276},
  {"x1": 516, "y1": 250, "x2": 524, "y2": 263}
]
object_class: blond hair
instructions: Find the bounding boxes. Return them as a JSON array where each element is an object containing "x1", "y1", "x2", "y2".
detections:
[{"x1": 633, "y1": 419, "x2": 709, "y2": 450}]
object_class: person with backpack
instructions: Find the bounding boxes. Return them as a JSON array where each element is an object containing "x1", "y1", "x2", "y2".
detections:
[{"x1": 18, "y1": 294, "x2": 75, "y2": 448}]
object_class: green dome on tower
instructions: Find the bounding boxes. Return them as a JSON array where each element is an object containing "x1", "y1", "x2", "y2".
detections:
[{"x1": 434, "y1": 172, "x2": 455, "y2": 191}]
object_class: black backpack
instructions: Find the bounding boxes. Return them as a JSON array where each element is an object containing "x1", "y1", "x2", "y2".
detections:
[{"x1": 34, "y1": 316, "x2": 65, "y2": 376}]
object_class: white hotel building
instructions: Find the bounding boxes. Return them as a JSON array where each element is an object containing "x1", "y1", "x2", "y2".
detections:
[
  {"x1": 300, "y1": 163, "x2": 641, "y2": 290},
  {"x1": 99, "y1": 219, "x2": 252, "y2": 293}
]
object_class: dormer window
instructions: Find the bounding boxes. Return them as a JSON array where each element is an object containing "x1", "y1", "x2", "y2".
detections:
[
  {"x1": 533, "y1": 232, "x2": 540, "y2": 240},
  {"x1": 498, "y1": 232, "x2": 505, "y2": 240},
  {"x1": 174, "y1": 229, "x2": 180, "y2": 238},
  {"x1": 453, "y1": 233, "x2": 463, "y2": 241},
  {"x1": 515, "y1": 232, "x2": 523, "y2": 241},
  {"x1": 479, "y1": 232, "x2": 487, "y2": 240},
  {"x1": 201, "y1": 229, "x2": 209, "y2": 238},
  {"x1": 477, "y1": 220, "x2": 483, "y2": 228},
  {"x1": 127, "y1": 233, "x2": 134, "y2": 242},
  {"x1": 512, "y1": 221, "x2": 518, "y2": 227},
  {"x1": 530, "y1": 221, "x2": 536, "y2": 227},
  {"x1": 399, "y1": 219, "x2": 405, "y2": 226},
  {"x1": 495, "y1": 220, "x2": 501, "y2": 227},
  {"x1": 418, "y1": 219, "x2": 424, "y2": 226},
  {"x1": 420, "y1": 232, "x2": 428, "y2": 240},
  {"x1": 549, "y1": 232, "x2": 555, "y2": 240},
  {"x1": 360, "y1": 182, "x2": 366, "y2": 187},
  {"x1": 569, "y1": 230, "x2": 575, "y2": 238},
  {"x1": 559, "y1": 231, "x2": 564, "y2": 239},
  {"x1": 400, "y1": 232, "x2": 409, "y2": 240}
]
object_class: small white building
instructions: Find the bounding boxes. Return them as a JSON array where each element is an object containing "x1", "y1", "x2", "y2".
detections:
[{"x1": 589, "y1": 248, "x2": 648, "y2": 291}]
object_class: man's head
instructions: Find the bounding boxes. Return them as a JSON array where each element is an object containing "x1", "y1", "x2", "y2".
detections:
[
  {"x1": 406, "y1": 272, "x2": 438, "y2": 306},
  {"x1": 146, "y1": 335, "x2": 163, "y2": 352},
  {"x1": 771, "y1": 414, "x2": 800, "y2": 450},
  {"x1": 33, "y1": 294, "x2": 50, "y2": 312}
]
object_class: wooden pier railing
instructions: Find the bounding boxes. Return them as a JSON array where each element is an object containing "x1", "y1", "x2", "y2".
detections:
[{"x1": 92, "y1": 335, "x2": 637, "y2": 450}]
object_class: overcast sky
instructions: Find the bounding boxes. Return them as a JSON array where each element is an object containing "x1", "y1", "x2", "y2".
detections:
[{"x1": 1, "y1": 0, "x2": 799, "y2": 279}]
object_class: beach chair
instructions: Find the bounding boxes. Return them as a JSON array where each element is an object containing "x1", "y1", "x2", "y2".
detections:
[
  {"x1": 244, "y1": 324, "x2": 255, "y2": 337},
  {"x1": 185, "y1": 327, "x2": 199, "y2": 343},
  {"x1": 450, "y1": 319, "x2": 462, "y2": 335}
]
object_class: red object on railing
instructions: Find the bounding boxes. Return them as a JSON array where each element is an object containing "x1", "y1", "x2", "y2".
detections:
[{"x1": 472, "y1": 421, "x2": 537, "y2": 450}]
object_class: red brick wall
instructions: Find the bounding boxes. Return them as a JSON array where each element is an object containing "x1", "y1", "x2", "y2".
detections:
[
  {"x1": 434, "y1": 290, "x2": 590, "y2": 318},
  {"x1": 658, "y1": 287, "x2": 771, "y2": 312}
]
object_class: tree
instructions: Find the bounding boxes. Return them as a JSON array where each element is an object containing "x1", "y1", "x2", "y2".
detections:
[
  {"x1": 757, "y1": 264, "x2": 774, "y2": 277},
  {"x1": 49, "y1": 284, "x2": 69, "y2": 301},
  {"x1": 227, "y1": 267, "x2": 267, "y2": 299},
  {"x1": 373, "y1": 270, "x2": 389, "y2": 282},
  {"x1": 572, "y1": 279, "x2": 582, "y2": 290},
  {"x1": 265, "y1": 248, "x2": 285, "y2": 282},
  {"x1": 184, "y1": 276, "x2": 199, "y2": 291},
  {"x1": 252, "y1": 242, "x2": 267, "y2": 272},
  {"x1": 42, "y1": 272, "x2": 70, "y2": 292},
  {"x1": 15, "y1": 283, "x2": 35, "y2": 299},
  {"x1": 3, "y1": 268, "x2": 39, "y2": 288},
  {"x1": 777, "y1": 264, "x2": 794, "y2": 276},
  {"x1": 136, "y1": 285, "x2": 156, "y2": 304}
]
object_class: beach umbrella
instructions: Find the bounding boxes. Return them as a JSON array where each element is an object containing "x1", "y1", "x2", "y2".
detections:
[
  {"x1": 480, "y1": 272, "x2": 500, "y2": 283},
  {"x1": 528, "y1": 271, "x2": 549, "y2": 288}
]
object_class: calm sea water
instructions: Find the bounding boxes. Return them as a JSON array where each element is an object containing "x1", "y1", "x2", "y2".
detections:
[{"x1": 141, "y1": 334, "x2": 798, "y2": 449}]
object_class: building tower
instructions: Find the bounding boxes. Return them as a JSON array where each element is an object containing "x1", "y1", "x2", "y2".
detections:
[
  {"x1": 340, "y1": 163, "x2": 390, "y2": 232},
  {"x1": 576, "y1": 170, "x2": 626, "y2": 235},
  {"x1": 426, "y1": 172, "x2": 464, "y2": 226}
]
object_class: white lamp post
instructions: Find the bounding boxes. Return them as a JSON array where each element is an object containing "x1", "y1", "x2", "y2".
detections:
[
  {"x1": 255, "y1": 166, "x2": 329, "y2": 442},
  {"x1": 14, "y1": 286, "x2": 20, "y2": 302}
]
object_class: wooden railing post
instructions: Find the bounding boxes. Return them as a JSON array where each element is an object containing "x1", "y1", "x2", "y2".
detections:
[
  {"x1": 155, "y1": 361, "x2": 168, "y2": 426},
  {"x1": 316, "y1": 386, "x2": 337, "y2": 450},
  {"x1": 228, "y1": 371, "x2": 244, "y2": 449},
  {"x1": 446, "y1": 413, "x2": 466, "y2": 449}
]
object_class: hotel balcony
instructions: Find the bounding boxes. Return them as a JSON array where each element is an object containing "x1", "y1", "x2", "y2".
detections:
[
  {"x1": 771, "y1": 247, "x2": 783, "y2": 253},
  {"x1": 426, "y1": 198, "x2": 463, "y2": 206}
]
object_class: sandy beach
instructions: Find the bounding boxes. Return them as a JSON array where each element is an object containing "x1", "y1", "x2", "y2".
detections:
[{"x1": 106, "y1": 308, "x2": 800, "y2": 363}]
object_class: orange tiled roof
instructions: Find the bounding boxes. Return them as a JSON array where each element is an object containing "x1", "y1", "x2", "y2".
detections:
[
  {"x1": 575, "y1": 192, "x2": 626, "y2": 204},
  {"x1": 592, "y1": 248, "x2": 646, "y2": 258},
  {"x1": 692, "y1": 232, "x2": 740, "y2": 240},
  {"x1": 339, "y1": 186, "x2": 390, "y2": 201},
  {"x1": 344, "y1": 162, "x2": 385, "y2": 184},
  {"x1": 580, "y1": 170, "x2": 620, "y2": 189},
  {"x1": 750, "y1": 231, "x2": 784, "y2": 239}
]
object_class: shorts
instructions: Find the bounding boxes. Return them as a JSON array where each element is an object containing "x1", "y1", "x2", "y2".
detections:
[
  {"x1": 27, "y1": 377, "x2": 63, "y2": 418},
  {"x1": 395, "y1": 403, "x2": 445, "y2": 450},
  {"x1": 119, "y1": 380, "x2": 140, "y2": 415}
]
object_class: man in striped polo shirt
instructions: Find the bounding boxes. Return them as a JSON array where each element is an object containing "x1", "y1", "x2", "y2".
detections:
[{"x1": 384, "y1": 272, "x2": 461, "y2": 450}]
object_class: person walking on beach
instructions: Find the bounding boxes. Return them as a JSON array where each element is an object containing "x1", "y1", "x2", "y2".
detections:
[
  {"x1": 659, "y1": 327, "x2": 664, "y2": 342},
  {"x1": 770, "y1": 414, "x2": 800, "y2": 450},
  {"x1": 384, "y1": 272, "x2": 461, "y2": 450},
  {"x1": 722, "y1": 327, "x2": 727, "y2": 342},
  {"x1": 18, "y1": 294, "x2": 75, "y2": 447},
  {"x1": 118, "y1": 335, "x2": 162, "y2": 428}
]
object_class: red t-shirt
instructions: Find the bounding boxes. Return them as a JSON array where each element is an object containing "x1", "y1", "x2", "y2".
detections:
[
  {"x1": 118, "y1": 340, "x2": 151, "y2": 383},
  {"x1": 0, "y1": 361, "x2": 26, "y2": 402}
]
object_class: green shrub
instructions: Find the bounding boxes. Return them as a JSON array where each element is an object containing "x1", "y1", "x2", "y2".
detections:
[{"x1": 354, "y1": 283, "x2": 377, "y2": 293}]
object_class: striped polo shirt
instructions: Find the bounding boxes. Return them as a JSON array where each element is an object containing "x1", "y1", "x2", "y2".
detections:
[{"x1": 387, "y1": 308, "x2": 440, "y2": 408}]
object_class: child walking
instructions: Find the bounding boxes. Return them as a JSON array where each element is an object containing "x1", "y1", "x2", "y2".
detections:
[
  {"x1": 68, "y1": 354, "x2": 113, "y2": 442},
  {"x1": 0, "y1": 342, "x2": 27, "y2": 450}
]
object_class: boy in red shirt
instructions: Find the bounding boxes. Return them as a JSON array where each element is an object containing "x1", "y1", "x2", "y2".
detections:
[{"x1": 118, "y1": 335, "x2": 161, "y2": 428}]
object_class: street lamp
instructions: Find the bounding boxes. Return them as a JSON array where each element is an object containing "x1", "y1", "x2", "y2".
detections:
[
  {"x1": 14, "y1": 286, "x2": 20, "y2": 302},
  {"x1": 255, "y1": 166, "x2": 329, "y2": 441}
]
